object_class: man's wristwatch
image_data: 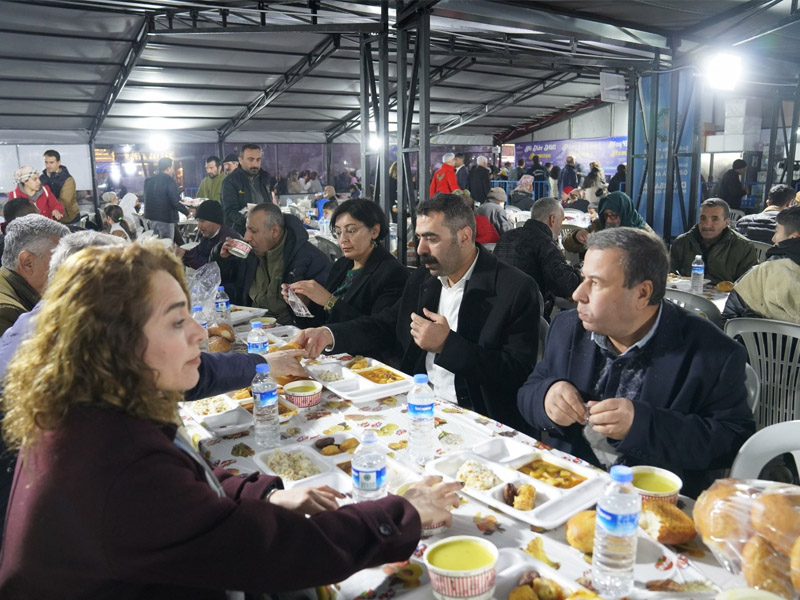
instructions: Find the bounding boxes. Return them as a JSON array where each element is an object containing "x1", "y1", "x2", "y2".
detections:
[{"x1": 323, "y1": 295, "x2": 338, "y2": 311}]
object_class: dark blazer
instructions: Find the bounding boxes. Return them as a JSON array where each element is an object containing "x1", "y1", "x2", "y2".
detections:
[
  {"x1": 182, "y1": 223, "x2": 242, "y2": 270},
  {"x1": 468, "y1": 166, "x2": 491, "y2": 204},
  {"x1": 212, "y1": 214, "x2": 330, "y2": 307},
  {"x1": 456, "y1": 164, "x2": 469, "y2": 190},
  {"x1": 143, "y1": 172, "x2": 188, "y2": 223},
  {"x1": 299, "y1": 243, "x2": 408, "y2": 329},
  {"x1": 517, "y1": 302, "x2": 755, "y2": 498},
  {"x1": 329, "y1": 246, "x2": 541, "y2": 433},
  {"x1": 221, "y1": 166, "x2": 274, "y2": 235},
  {"x1": 0, "y1": 405, "x2": 420, "y2": 599}
]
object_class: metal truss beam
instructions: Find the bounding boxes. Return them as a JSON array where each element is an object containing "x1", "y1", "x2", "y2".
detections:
[
  {"x1": 149, "y1": 22, "x2": 382, "y2": 35},
  {"x1": 676, "y1": 0, "x2": 777, "y2": 36},
  {"x1": 493, "y1": 96, "x2": 605, "y2": 144},
  {"x1": 89, "y1": 18, "x2": 150, "y2": 141},
  {"x1": 433, "y1": 72, "x2": 583, "y2": 136},
  {"x1": 733, "y1": 4, "x2": 800, "y2": 45},
  {"x1": 217, "y1": 34, "x2": 339, "y2": 141}
]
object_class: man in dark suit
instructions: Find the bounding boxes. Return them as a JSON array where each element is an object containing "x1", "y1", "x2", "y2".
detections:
[
  {"x1": 143, "y1": 157, "x2": 188, "y2": 240},
  {"x1": 454, "y1": 152, "x2": 469, "y2": 191},
  {"x1": 295, "y1": 193, "x2": 541, "y2": 433},
  {"x1": 517, "y1": 227, "x2": 755, "y2": 497}
]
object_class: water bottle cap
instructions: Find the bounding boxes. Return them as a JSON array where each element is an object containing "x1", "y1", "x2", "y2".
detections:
[
  {"x1": 360, "y1": 429, "x2": 378, "y2": 444},
  {"x1": 251, "y1": 321, "x2": 263, "y2": 328},
  {"x1": 255, "y1": 363, "x2": 270, "y2": 373},
  {"x1": 609, "y1": 465, "x2": 633, "y2": 482},
  {"x1": 413, "y1": 374, "x2": 428, "y2": 384},
  {"x1": 218, "y1": 286, "x2": 224, "y2": 291}
]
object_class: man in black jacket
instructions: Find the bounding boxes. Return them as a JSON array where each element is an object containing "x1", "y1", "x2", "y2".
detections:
[
  {"x1": 494, "y1": 197, "x2": 581, "y2": 319},
  {"x1": 214, "y1": 203, "x2": 330, "y2": 324},
  {"x1": 221, "y1": 144, "x2": 274, "y2": 235},
  {"x1": 715, "y1": 158, "x2": 748, "y2": 210},
  {"x1": 735, "y1": 183, "x2": 795, "y2": 243},
  {"x1": 527, "y1": 155, "x2": 549, "y2": 200},
  {"x1": 468, "y1": 156, "x2": 491, "y2": 204},
  {"x1": 294, "y1": 193, "x2": 541, "y2": 433},
  {"x1": 143, "y1": 157, "x2": 188, "y2": 240},
  {"x1": 454, "y1": 153, "x2": 469, "y2": 191}
]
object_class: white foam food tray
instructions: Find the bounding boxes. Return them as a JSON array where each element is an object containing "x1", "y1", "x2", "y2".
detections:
[
  {"x1": 425, "y1": 446, "x2": 607, "y2": 530},
  {"x1": 305, "y1": 357, "x2": 413, "y2": 402},
  {"x1": 229, "y1": 305, "x2": 269, "y2": 326}
]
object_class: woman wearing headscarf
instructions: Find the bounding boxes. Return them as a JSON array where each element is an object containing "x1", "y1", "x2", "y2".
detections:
[
  {"x1": 0, "y1": 242, "x2": 460, "y2": 599},
  {"x1": 563, "y1": 191, "x2": 653, "y2": 258},
  {"x1": 119, "y1": 192, "x2": 144, "y2": 236},
  {"x1": 509, "y1": 174, "x2": 535, "y2": 211},
  {"x1": 8, "y1": 166, "x2": 64, "y2": 221}
]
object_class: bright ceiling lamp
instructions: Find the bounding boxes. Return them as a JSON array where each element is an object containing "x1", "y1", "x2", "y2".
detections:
[
  {"x1": 148, "y1": 134, "x2": 170, "y2": 152},
  {"x1": 369, "y1": 135, "x2": 382, "y2": 151},
  {"x1": 705, "y1": 52, "x2": 742, "y2": 91}
]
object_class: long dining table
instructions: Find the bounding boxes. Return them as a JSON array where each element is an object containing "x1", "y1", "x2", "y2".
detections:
[{"x1": 181, "y1": 330, "x2": 744, "y2": 599}]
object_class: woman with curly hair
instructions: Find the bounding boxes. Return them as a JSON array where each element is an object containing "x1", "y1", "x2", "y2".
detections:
[{"x1": 0, "y1": 242, "x2": 458, "y2": 599}]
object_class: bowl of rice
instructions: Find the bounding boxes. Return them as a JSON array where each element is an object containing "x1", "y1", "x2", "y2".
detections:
[
  {"x1": 255, "y1": 447, "x2": 329, "y2": 485},
  {"x1": 456, "y1": 460, "x2": 502, "y2": 491}
]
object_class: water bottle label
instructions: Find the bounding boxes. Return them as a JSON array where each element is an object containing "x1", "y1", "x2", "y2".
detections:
[
  {"x1": 248, "y1": 341, "x2": 268, "y2": 354},
  {"x1": 215, "y1": 300, "x2": 230, "y2": 312},
  {"x1": 254, "y1": 389, "x2": 277, "y2": 408},
  {"x1": 408, "y1": 402, "x2": 434, "y2": 418},
  {"x1": 691, "y1": 266, "x2": 704, "y2": 274},
  {"x1": 596, "y1": 506, "x2": 639, "y2": 535},
  {"x1": 352, "y1": 465, "x2": 386, "y2": 491}
]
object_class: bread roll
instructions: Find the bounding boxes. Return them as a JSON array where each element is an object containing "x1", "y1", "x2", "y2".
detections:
[
  {"x1": 751, "y1": 488, "x2": 800, "y2": 556},
  {"x1": 566, "y1": 510, "x2": 596, "y2": 554},
  {"x1": 208, "y1": 323, "x2": 234, "y2": 341},
  {"x1": 716, "y1": 280, "x2": 734, "y2": 292},
  {"x1": 639, "y1": 500, "x2": 695, "y2": 545},
  {"x1": 208, "y1": 335, "x2": 232, "y2": 353},
  {"x1": 694, "y1": 481, "x2": 756, "y2": 562},
  {"x1": 742, "y1": 534, "x2": 794, "y2": 600}
]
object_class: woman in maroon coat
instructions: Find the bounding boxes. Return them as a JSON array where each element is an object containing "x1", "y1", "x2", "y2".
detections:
[{"x1": 0, "y1": 242, "x2": 459, "y2": 600}]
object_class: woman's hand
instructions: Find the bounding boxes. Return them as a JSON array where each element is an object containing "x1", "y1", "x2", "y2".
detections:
[
  {"x1": 268, "y1": 485, "x2": 344, "y2": 515},
  {"x1": 288, "y1": 280, "x2": 331, "y2": 307},
  {"x1": 263, "y1": 349, "x2": 307, "y2": 379},
  {"x1": 400, "y1": 476, "x2": 462, "y2": 530},
  {"x1": 575, "y1": 229, "x2": 589, "y2": 245},
  {"x1": 52, "y1": 210, "x2": 63, "y2": 221}
]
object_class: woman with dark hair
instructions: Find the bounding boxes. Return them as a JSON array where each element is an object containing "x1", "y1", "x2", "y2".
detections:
[
  {"x1": 0, "y1": 242, "x2": 458, "y2": 599},
  {"x1": 103, "y1": 204, "x2": 135, "y2": 241},
  {"x1": 284, "y1": 199, "x2": 408, "y2": 332},
  {"x1": 607, "y1": 163, "x2": 626, "y2": 193}
]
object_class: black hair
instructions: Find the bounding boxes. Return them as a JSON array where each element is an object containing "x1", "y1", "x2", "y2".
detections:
[
  {"x1": 205, "y1": 156, "x2": 221, "y2": 167},
  {"x1": 322, "y1": 199, "x2": 339, "y2": 212},
  {"x1": 157, "y1": 157, "x2": 173, "y2": 172},
  {"x1": 240, "y1": 144, "x2": 261, "y2": 155},
  {"x1": 43, "y1": 149, "x2": 61, "y2": 161},
  {"x1": 103, "y1": 204, "x2": 135, "y2": 241},
  {"x1": 331, "y1": 198, "x2": 389, "y2": 241},
  {"x1": 3, "y1": 197, "x2": 38, "y2": 223},
  {"x1": 418, "y1": 192, "x2": 476, "y2": 240},
  {"x1": 777, "y1": 205, "x2": 800, "y2": 236},
  {"x1": 586, "y1": 227, "x2": 668, "y2": 305},
  {"x1": 768, "y1": 184, "x2": 795, "y2": 208},
  {"x1": 454, "y1": 152, "x2": 464, "y2": 160}
]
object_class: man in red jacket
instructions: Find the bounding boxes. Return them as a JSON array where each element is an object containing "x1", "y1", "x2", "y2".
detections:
[{"x1": 429, "y1": 153, "x2": 458, "y2": 196}]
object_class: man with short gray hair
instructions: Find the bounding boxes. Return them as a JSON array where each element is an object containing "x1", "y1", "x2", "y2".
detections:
[
  {"x1": 0, "y1": 214, "x2": 69, "y2": 334},
  {"x1": 429, "y1": 153, "x2": 458, "y2": 196},
  {"x1": 517, "y1": 227, "x2": 755, "y2": 497},
  {"x1": 494, "y1": 197, "x2": 581, "y2": 318},
  {"x1": 468, "y1": 155, "x2": 491, "y2": 204}
]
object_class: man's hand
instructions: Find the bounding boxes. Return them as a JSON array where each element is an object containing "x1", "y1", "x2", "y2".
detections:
[
  {"x1": 219, "y1": 237, "x2": 236, "y2": 259},
  {"x1": 268, "y1": 485, "x2": 344, "y2": 515},
  {"x1": 400, "y1": 476, "x2": 462, "y2": 530},
  {"x1": 292, "y1": 328, "x2": 333, "y2": 358},
  {"x1": 575, "y1": 229, "x2": 589, "y2": 245},
  {"x1": 587, "y1": 398, "x2": 634, "y2": 440},
  {"x1": 410, "y1": 308, "x2": 450, "y2": 353},
  {"x1": 264, "y1": 349, "x2": 306, "y2": 379},
  {"x1": 174, "y1": 246, "x2": 186, "y2": 258},
  {"x1": 52, "y1": 210, "x2": 63, "y2": 221},
  {"x1": 543, "y1": 381, "x2": 588, "y2": 427}
]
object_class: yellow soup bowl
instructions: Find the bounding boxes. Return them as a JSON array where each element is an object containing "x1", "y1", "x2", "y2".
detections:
[
  {"x1": 423, "y1": 536, "x2": 498, "y2": 600},
  {"x1": 631, "y1": 465, "x2": 682, "y2": 504}
]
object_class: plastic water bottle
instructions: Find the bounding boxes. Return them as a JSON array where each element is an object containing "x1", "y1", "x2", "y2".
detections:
[
  {"x1": 389, "y1": 223, "x2": 398, "y2": 256},
  {"x1": 691, "y1": 254, "x2": 705, "y2": 294},
  {"x1": 351, "y1": 430, "x2": 387, "y2": 502},
  {"x1": 252, "y1": 363, "x2": 279, "y2": 449},
  {"x1": 247, "y1": 321, "x2": 269, "y2": 355},
  {"x1": 592, "y1": 465, "x2": 641, "y2": 598},
  {"x1": 192, "y1": 305, "x2": 209, "y2": 352},
  {"x1": 214, "y1": 286, "x2": 231, "y2": 325},
  {"x1": 407, "y1": 374, "x2": 435, "y2": 465}
]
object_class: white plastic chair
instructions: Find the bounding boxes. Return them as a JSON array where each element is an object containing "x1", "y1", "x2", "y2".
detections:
[
  {"x1": 752, "y1": 240, "x2": 772, "y2": 263},
  {"x1": 728, "y1": 209, "x2": 745, "y2": 225},
  {"x1": 729, "y1": 421, "x2": 800, "y2": 478},
  {"x1": 664, "y1": 288, "x2": 723, "y2": 329},
  {"x1": 315, "y1": 236, "x2": 343, "y2": 263},
  {"x1": 744, "y1": 363, "x2": 760, "y2": 415},
  {"x1": 725, "y1": 318, "x2": 800, "y2": 428}
]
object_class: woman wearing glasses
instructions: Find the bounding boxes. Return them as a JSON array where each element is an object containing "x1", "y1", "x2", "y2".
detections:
[{"x1": 284, "y1": 199, "x2": 408, "y2": 337}]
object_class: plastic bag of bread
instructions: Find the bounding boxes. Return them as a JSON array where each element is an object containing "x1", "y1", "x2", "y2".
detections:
[{"x1": 693, "y1": 478, "x2": 800, "y2": 599}]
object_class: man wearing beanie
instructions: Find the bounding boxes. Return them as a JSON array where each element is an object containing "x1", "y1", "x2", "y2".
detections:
[
  {"x1": 176, "y1": 200, "x2": 242, "y2": 271},
  {"x1": 476, "y1": 187, "x2": 513, "y2": 238},
  {"x1": 715, "y1": 158, "x2": 748, "y2": 210}
]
